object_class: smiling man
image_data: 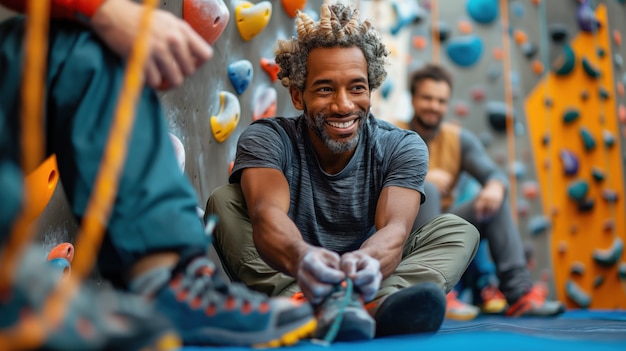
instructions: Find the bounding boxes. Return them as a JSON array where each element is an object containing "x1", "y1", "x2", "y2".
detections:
[{"x1": 206, "y1": 2, "x2": 479, "y2": 341}]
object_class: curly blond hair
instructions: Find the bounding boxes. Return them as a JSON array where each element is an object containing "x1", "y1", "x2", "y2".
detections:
[{"x1": 275, "y1": 2, "x2": 389, "y2": 92}]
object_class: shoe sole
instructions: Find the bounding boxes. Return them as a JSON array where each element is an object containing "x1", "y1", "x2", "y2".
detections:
[
  {"x1": 375, "y1": 282, "x2": 446, "y2": 337},
  {"x1": 182, "y1": 316, "x2": 316, "y2": 347}
]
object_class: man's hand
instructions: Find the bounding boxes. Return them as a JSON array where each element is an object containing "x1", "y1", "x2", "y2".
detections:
[
  {"x1": 426, "y1": 168, "x2": 454, "y2": 196},
  {"x1": 296, "y1": 248, "x2": 345, "y2": 304},
  {"x1": 474, "y1": 180, "x2": 505, "y2": 222},
  {"x1": 340, "y1": 251, "x2": 382, "y2": 302},
  {"x1": 90, "y1": 0, "x2": 213, "y2": 89}
]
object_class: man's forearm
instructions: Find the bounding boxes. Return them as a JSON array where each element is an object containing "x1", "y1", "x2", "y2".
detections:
[{"x1": 359, "y1": 225, "x2": 407, "y2": 278}]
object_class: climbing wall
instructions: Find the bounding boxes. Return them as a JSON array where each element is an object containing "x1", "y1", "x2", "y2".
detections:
[
  {"x1": 524, "y1": 2, "x2": 626, "y2": 309},
  {"x1": 158, "y1": 0, "x2": 324, "y2": 202}
]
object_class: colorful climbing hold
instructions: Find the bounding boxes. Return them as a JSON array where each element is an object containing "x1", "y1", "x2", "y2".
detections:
[
  {"x1": 570, "y1": 261, "x2": 585, "y2": 276},
  {"x1": 613, "y1": 29, "x2": 622, "y2": 46},
  {"x1": 522, "y1": 181, "x2": 540, "y2": 199},
  {"x1": 210, "y1": 91, "x2": 241, "y2": 143},
  {"x1": 617, "y1": 82, "x2": 625, "y2": 97},
  {"x1": 470, "y1": 86, "x2": 486, "y2": 101},
  {"x1": 253, "y1": 86, "x2": 277, "y2": 121},
  {"x1": 453, "y1": 101, "x2": 469, "y2": 117},
  {"x1": 510, "y1": 1, "x2": 524, "y2": 18},
  {"x1": 412, "y1": 35, "x2": 428, "y2": 50},
  {"x1": 581, "y1": 57, "x2": 601, "y2": 79},
  {"x1": 615, "y1": 54, "x2": 624, "y2": 69},
  {"x1": 566, "y1": 280, "x2": 591, "y2": 308},
  {"x1": 618, "y1": 104, "x2": 626, "y2": 123},
  {"x1": 434, "y1": 21, "x2": 451, "y2": 42},
  {"x1": 457, "y1": 20, "x2": 473, "y2": 34},
  {"x1": 466, "y1": 0, "x2": 499, "y2": 24},
  {"x1": 567, "y1": 179, "x2": 589, "y2": 201},
  {"x1": 486, "y1": 101, "x2": 510, "y2": 132},
  {"x1": 235, "y1": 0, "x2": 272, "y2": 42},
  {"x1": 591, "y1": 167, "x2": 605, "y2": 182},
  {"x1": 183, "y1": 0, "x2": 230, "y2": 45},
  {"x1": 549, "y1": 23, "x2": 568, "y2": 43},
  {"x1": 577, "y1": 197, "x2": 594, "y2": 212},
  {"x1": 169, "y1": 133, "x2": 186, "y2": 172},
  {"x1": 579, "y1": 127, "x2": 596, "y2": 151},
  {"x1": 593, "y1": 238, "x2": 624, "y2": 267},
  {"x1": 576, "y1": 0, "x2": 601, "y2": 33},
  {"x1": 552, "y1": 45, "x2": 576, "y2": 76},
  {"x1": 601, "y1": 189, "x2": 619, "y2": 203},
  {"x1": 390, "y1": 0, "x2": 426, "y2": 36},
  {"x1": 260, "y1": 58, "x2": 279, "y2": 83},
  {"x1": 380, "y1": 79, "x2": 394, "y2": 99},
  {"x1": 593, "y1": 275, "x2": 604, "y2": 288},
  {"x1": 446, "y1": 35, "x2": 483, "y2": 67},
  {"x1": 598, "y1": 86, "x2": 610, "y2": 100},
  {"x1": 281, "y1": 0, "x2": 305, "y2": 18},
  {"x1": 228, "y1": 59, "x2": 253, "y2": 95},
  {"x1": 559, "y1": 149, "x2": 579, "y2": 176},
  {"x1": 528, "y1": 215, "x2": 550, "y2": 235},
  {"x1": 603, "y1": 130, "x2": 615, "y2": 148},
  {"x1": 562, "y1": 108, "x2": 580, "y2": 124},
  {"x1": 513, "y1": 30, "x2": 528, "y2": 45},
  {"x1": 521, "y1": 42, "x2": 537, "y2": 58}
]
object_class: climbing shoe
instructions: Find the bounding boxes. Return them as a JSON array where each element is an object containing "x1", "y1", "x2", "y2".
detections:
[
  {"x1": 505, "y1": 284, "x2": 565, "y2": 317},
  {"x1": 130, "y1": 251, "x2": 316, "y2": 347},
  {"x1": 445, "y1": 290, "x2": 479, "y2": 321}
]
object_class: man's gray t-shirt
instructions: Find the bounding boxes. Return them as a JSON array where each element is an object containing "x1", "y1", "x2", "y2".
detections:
[{"x1": 229, "y1": 114, "x2": 428, "y2": 254}]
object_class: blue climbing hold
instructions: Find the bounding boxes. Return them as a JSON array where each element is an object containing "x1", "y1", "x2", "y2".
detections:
[
  {"x1": 228, "y1": 60, "x2": 253, "y2": 95},
  {"x1": 566, "y1": 280, "x2": 591, "y2": 308},
  {"x1": 603, "y1": 130, "x2": 615, "y2": 148},
  {"x1": 466, "y1": 0, "x2": 499, "y2": 24},
  {"x1": 576, "y1": 0, "x2": 601, "y2": 33},
  {"x1": 593, "y1": 238, "x2": 623, "y2": 267},
  {"x1": 511, "y1": 1, "x2": 524, "y2": 18},
  {"x1": 528, "y1": 215, "x2": 550, "y2": 236},
  {"x1": 446, "y1": 35, "x2": 483, "y2": 67},
  {"x1": 390, "y1": 0, "x2": 426, "y2": 36},
  {"x1": 380, "y1": 79, "x2": 394, "y2": 99}
]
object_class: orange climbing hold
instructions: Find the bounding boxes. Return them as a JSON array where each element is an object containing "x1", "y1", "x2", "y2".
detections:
[
  {"x1": 513, "y1": 30, "x2": 528, "y2": 45},
  {"x1": 531, "y1": 60, "x2": 544, "y2": 75},
  {"x1": 24, "y1": 154, "x2": 59, "y2": 222},
  {"x1": 412, "y1": 35, "x2": 427, "y2": 50},
  {"x1": 492, "y1": 47, "x2": 504, "y2": 60},
  {"x1": 613, "y1": 30, "x2": 622, "y2": 46},
  {"x1": 47, "y1": 242, "x2": 75, "y2": 262},
  {"x1": 457, "y1": 20, "x2": 472, "y2": 34},
  {"x1": 281, "y1": 0, "x2": 306, "y2": 18},
  {"x1": 618, "y1": 104, "x2": 626, "y2": 124},
  {"x1": 260, "y1": 58, "x2": 280, "y2": 82}
]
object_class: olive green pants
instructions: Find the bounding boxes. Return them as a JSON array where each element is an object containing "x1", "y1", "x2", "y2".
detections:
[{"x1": 206, "y1": 184, "x2": 479, "y2": 300}]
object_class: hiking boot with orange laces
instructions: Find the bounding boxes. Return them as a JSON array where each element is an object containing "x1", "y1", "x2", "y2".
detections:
[
  {"x1": 479, "y1": 285, "x2": 507, "y2": 314},
  {"x1": 445, "y1": 290, "x2": 479, "y2": 321},
  {"x1": 505, "y1": 284, "x2": 565, "y2": 317},
  {"x1": 129, "y1": 251, "x2": 316, "y2": 347}
]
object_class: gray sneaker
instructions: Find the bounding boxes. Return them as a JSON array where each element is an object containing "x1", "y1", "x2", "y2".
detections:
[{"x1": 313, "y1": 280, "x2": 375, "y2": 342}]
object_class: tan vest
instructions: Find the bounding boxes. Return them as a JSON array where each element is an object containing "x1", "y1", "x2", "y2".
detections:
[{"x1": 396, "y1": 121, "x2": 462, "y2": 210}]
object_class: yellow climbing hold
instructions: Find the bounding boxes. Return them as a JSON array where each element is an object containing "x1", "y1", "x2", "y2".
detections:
[
  {"x1": 235, "y1": 0, "x2": 272, "y2": 41},
  {"x1": 211, "y1": 91, "x2": 240, "y2": 143}
]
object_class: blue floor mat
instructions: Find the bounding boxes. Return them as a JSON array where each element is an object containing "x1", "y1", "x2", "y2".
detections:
[{"x1": 182, "y1": 310, "x2": 626, "y2": 351}]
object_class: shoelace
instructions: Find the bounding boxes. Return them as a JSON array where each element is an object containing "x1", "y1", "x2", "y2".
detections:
[
  {"x1": 183, "y1": 257, "x2": 267, "y2": 311},
  {"x1": 313, "y1": 278, "x2": 354, "y2": 345}
]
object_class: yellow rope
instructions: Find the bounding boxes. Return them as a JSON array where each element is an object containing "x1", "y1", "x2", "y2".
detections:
[
  {"x1": 0, "y1": 0, "x2": 159, "y2": 348},
  {"x1": 499, "y1": 0, "x2": 518, "y2": 224},
  {"x1": 0, "y1": 0, "x2": 49, "y2": 295}
]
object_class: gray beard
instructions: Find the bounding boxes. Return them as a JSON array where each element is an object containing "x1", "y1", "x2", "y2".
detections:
[{"x1": 305, "y1": 110, "x2": 365, "y2": 155}]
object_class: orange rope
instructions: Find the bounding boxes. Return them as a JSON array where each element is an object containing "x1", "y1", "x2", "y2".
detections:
[
  {"x1": 0, "y1": 0, "x2": 159, "y2": 348},
  {"x1": 499, "y1": 0, "x2": 518, "y2": 224},
  {"x1": 431, "y1": 0, "x2": 440, "y2": 63},
  {"x1": 0, "y1": 0, "x2": 49, "y2": 294}
]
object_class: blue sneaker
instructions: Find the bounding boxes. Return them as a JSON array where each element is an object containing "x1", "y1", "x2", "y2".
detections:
[
  {"x1": 0, "y1": 247, "x2": 181, "y2": 351},
  {"x1": 130, "y1": 251, "x2": 316, "y2": 347},
  {"x1": 374, "y1": 282, "x2": 446, "y2": 337},
  {"x1": 313, "y1": 280, "x2": 375, "y2": 342}
]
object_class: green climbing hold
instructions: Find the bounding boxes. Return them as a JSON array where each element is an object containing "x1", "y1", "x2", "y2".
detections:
[
  {"x1": 567, "y1": 179, "x2": 589, "y2": 201},
  {"x1": 582, "y1": 57, "x2": 601, "y2": 79},
  {"x1": 552, "y1": 45, "x2": 576, "y2": 76},
  {"x1": 580, "y1": 128, "x2": 596, "y2": 151},
  {"x1": 591, "y1": 167, "x2": 605, "y2": 182},
  {"x1": 599, "y1": 87, "x2": 610, "y2": 100},
  {"x1": 563, "y1": 109, "x2": 580, "y2": 124},
  {"x1": 593, "y1": 238, "x2": 624, "y2": 267}
]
